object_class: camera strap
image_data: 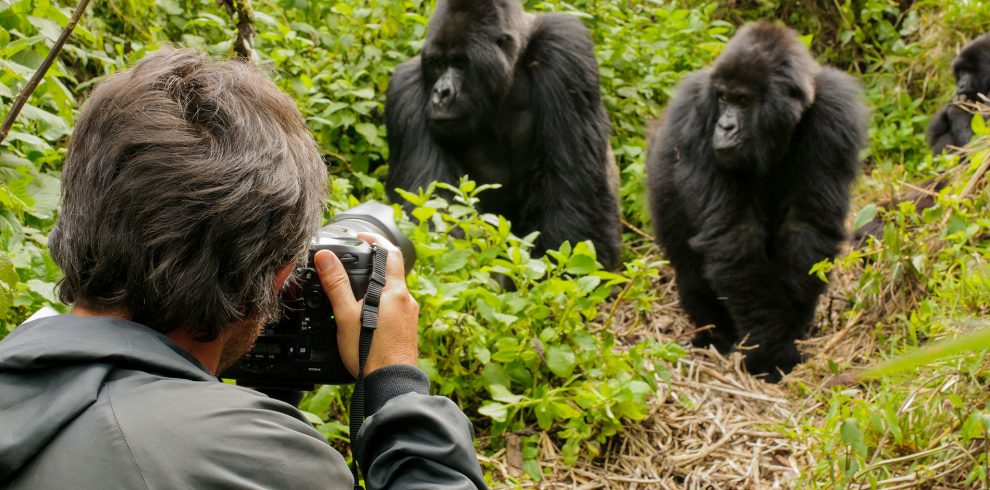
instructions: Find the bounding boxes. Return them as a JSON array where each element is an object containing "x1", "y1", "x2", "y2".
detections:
[{"x1": 350, "y1": 243, "x2": 387, "y2": 490}]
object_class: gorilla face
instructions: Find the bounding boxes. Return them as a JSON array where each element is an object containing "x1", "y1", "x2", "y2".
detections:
[
  {"x1": 710, "y1": 80, "x2": 759, "y2": 170},
  {"x1": 709, "y1": 22, "x2": 817, "y2": 174},
  {"x1": 953, "y1": 34, "x2": 990, "y2": 101},
  {"x1": 421, "y1": 0, "x2": 525, "y2": 143}
]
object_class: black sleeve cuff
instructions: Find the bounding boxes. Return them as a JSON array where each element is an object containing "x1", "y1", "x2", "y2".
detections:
[{"x1": 363, "y1": 364, "x2": 430, "y2": 417}]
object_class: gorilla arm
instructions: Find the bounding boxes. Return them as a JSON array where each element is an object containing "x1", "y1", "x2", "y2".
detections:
[
  {"x1": 384, "y1": 57, "x2": 461, "y2": 207},
  {"x1": 516, "y1": 14, "x2": 622, "y2": 270},
  {"x1": 779, "y1": 68, "x2": 865, "y2": 287},
  {"x1": 927, "y1": 105, "x2": 957, "y2": 156}
]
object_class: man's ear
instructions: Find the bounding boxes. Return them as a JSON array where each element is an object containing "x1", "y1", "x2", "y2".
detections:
[{"x1": 274, "y1": 262, "x2": 294, "y2": 290}]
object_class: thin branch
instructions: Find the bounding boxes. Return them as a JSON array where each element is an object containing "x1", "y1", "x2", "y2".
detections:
[
  {"x1": 0, "y1": 0, "x2": 92, "y2": 145},
  {"x1": 217, "y1": 0, "x2": 256, "y2": 60}
]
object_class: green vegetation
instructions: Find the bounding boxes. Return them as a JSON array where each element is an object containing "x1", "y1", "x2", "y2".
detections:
[{"x1": 2, "y1": 0, "x2": 990, "y2": 487}]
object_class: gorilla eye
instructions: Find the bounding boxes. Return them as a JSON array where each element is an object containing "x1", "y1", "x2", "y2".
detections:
[{"x1": 497, "y1": 34, "x2": 512, "y2": 48}]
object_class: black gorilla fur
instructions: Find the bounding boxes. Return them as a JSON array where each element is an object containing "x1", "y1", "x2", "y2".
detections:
[
  {"x1": 646, "y1": 22, "x2": 867, "y2": 382},
  {"x1": 384, "y1": 0, "x2": 621, "y2": 270},
  {"x1": 928, "y1": 34, "x2": 990, "y2": 156}
]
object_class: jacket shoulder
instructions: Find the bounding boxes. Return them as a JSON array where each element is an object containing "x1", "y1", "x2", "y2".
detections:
[{"x1": 107, "y1": 375, "x2": 353, "y2": 488}]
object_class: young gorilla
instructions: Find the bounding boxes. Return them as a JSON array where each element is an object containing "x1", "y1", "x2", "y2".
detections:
[
  {"x1": 928, "y1": 34, "x2": 990, "y2": 156},
  {"x1": 647, "y1": 22, "x2": 867, "y2": 382},
  {"x1": 855, "y1": 34, "x2": 989, "y2": 244},
  {"x1": 385, "y1": 0, "x2": 622, "y2": 270}
]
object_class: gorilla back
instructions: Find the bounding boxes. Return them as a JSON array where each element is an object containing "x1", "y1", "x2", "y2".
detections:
[
  {"x1": 384, "y1": 0, "x2": 622, "y2": 270},
  {"x1": 647, "y1": 22, "x2": 867, "y2": 382}
]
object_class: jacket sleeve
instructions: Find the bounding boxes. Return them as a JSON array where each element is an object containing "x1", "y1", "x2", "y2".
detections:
[{"x1": 356, "y1": 365, "x2": 487, "y2": 490}]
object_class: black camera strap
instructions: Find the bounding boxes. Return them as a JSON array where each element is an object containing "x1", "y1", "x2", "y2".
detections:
[{"x1": 350, "y1": 243, "x2": 387, "y2": 490}]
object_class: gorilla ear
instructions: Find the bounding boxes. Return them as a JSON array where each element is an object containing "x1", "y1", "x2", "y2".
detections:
[
  {"x1": 497, "y1": 33, "x2": 513, "y2": 49},
  {"x1": 788, "y1": 83, "x2": 815, "y2": 106}
]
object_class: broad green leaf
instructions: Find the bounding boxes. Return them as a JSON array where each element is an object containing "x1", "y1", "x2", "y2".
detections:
[
  {"x1": 299, "y1": 410, "x2": 325, "y2": 426},
  {"x1": 534, "y1": 400, "x2": 553, "y2": 430},
  {"x1": 435, "y1": 249, "x2": 471, "y2": 274},
  {"x1": 489, "y1": 384, "x2": 523, "y2": 404},
  {"x1": 546, "y1": 345, "x2": 576, "y2": 378},
  {"x1": 972, "y1": 113, "x2": 988, "y2": 135},
  {"x1": 565, "y1": 254, "x2": 598, "y2": 275},
  {"x1": 354, "y1": 122, "x2": 380, "y2": 145},
  {"x1": 853, "y1": 204, "x2": 878, "y2": 231},
  {"x1": 25, "y1": 279, "x2": 57, "y2": 303},
  {"x1": 478, "y1": 401, "x2": 509, "y2": 422},
  {"x1": 840, "y1": 418, "x2": 868, "y2": 458},
  {"x1": 0, "y1": 255, "x2": 16, "y2": 287}
]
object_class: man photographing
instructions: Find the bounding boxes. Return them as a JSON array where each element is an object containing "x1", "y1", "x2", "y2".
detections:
[{"x1": 0, "y1": 48, "x2": 486, "y2": 488}]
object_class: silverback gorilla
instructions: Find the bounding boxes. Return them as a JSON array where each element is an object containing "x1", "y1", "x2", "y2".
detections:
[
  {"x1": 928, "y1": 34, "x2": 990, "y2": 156},
  {"x1": 384, "y1": 0, "x2": 622, "y2": 270},
  {"x1": 647, "y1": 22, "x2": 867, "y2": 382}
]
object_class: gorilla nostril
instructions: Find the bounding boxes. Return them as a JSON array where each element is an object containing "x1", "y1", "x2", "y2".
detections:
[{"x1": 432, "y1": 86, "x2": 453, "y2": 105}]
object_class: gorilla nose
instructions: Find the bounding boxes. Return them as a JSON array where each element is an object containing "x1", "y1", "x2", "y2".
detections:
[
  {"x1": 718, "y1": 120, "x2": 737, "y2": 132},
  {"x1": 432, "y1": 85, "x2": 454, "y2": 106}
]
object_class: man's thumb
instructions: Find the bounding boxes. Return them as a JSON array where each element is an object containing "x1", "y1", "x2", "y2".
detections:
[{"x1": 314, "y1": 250, "x2": 357, "y2": 308}]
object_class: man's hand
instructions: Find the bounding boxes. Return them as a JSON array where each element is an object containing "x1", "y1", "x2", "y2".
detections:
[{"x1": 314, "y1": 233, "x2": 419, "y2": 377}]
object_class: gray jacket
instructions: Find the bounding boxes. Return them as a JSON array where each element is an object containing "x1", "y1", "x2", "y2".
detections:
[{"x1": 0, "y1": 315, "x2": 486, "y2": 489}]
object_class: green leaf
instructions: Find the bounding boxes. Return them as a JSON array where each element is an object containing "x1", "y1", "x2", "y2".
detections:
[
  {"x1": 523, "y1": 459, "x2": 542, "y2": 481},
  {"x1": 353, "y1": 122, "x2": 381, "y2": 145},
  {"x1": 26, "y1": 172, "x2": 60, "y2": 219},
  {"x1": 565, "y1": 254, "x2": 599, "y2": 275},
  {"x1": 0, "y1": 282, "x2": 13, "y2": 318},
  {"x1": 478, "y1": 401, "x2": 509, "y2": 422},
  {"x1": 972, "y1": 113, "x2": 988, "y2": 136},
  {"x1": 0, "y1": 255, "x2": 16, "y2": 287},
  {"x1": 546, "y1": 345, "x2": 576, "y2": 378},
  {"x1": 477, "y1": 299, "x2": 517, "y2": 327},
  {"x1": 299, "y1": 410, "x2": 325, "y2": 426},
  {"x1": 25, "y1": 279, "x2": 57, "y2": 303},
  {"x1": 853, "y1": 204, "x2": 878, "y2": 231},
  {"x1": 435, "y1": 249, "x2": 471, "y2": 274},
  {"x1": 489, "y1": 384, "x2": 524, "y2": 404},
  {"x1": 840, "y1": 418, "x2": 868, "y2": 458},
  {"x1": 351, "y1": 87, "x2": 375, "y2": 99},
  {"x1": 862, "y1": 324, "x2": 990, "y2": 379},
  {"x1": 534, "y1": 400, "x2": 553, "y2": 430}
]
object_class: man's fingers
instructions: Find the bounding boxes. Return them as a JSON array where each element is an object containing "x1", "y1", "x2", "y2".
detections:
[
  {"x1": 355, "y1": 232, "x2": 407, "y2": 282},
  {"x1": 314, "y1": 249, "x2": 357, "y2": 309}
]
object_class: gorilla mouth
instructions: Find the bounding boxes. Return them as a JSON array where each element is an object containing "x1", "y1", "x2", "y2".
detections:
[{"x1": 712, "y1": 134, "x2": 742, "y2": 152}]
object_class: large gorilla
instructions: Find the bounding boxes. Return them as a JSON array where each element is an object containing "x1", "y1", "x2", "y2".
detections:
[
  {"x1": 384, "y1": 0, "x2": 621, "y2": 270},
  {"x1": 647, "y1": 22, "x2": 867, "y2": 382},
  {"x1": 928, "y1": 34, "x2": 990, "y2": 156}
]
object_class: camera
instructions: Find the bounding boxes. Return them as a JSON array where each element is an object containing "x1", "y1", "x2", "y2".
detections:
[{"x1": 222, "y1": 201, "x2": 415, "y2": 390}]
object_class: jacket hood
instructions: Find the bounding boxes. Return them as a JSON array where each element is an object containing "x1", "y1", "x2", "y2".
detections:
[{"x1": 0, "y1": 314, "x2": 214, "y2": 480}]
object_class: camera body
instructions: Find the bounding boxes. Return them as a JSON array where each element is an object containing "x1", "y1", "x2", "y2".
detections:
[{"x1": 222, "y1": 202, "x2": 414, "y2": 390}]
